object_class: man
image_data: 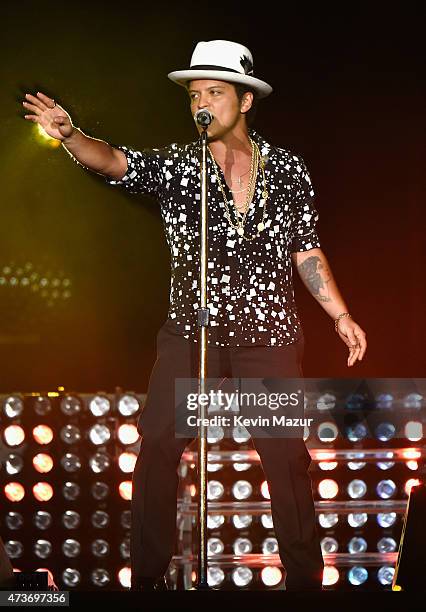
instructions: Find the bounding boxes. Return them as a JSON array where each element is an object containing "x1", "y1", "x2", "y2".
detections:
[{"x1": 22, "y1": 39, "x2": 367, "y2": 591}]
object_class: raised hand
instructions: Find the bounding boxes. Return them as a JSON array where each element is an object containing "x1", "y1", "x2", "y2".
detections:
[{"x1": 22, "y1": 91, "x2": 74, "y2": 141}]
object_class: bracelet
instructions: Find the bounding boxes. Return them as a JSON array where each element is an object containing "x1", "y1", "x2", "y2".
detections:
[{"x1": 334, "y1": 312, "x2": 351, "y2": 332}]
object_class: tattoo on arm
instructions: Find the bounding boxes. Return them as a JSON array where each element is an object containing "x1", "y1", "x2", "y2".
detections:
[{"x1": 297, "y1": 256, "x2": 332, "y2": 302}]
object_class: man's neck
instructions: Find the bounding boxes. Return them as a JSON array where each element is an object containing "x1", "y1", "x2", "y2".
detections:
[{"x1": 207, "y1": 127, "x2": 252, "y2": 167}]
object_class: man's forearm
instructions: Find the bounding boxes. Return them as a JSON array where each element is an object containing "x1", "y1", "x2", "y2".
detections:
[
  {"x1": 61, "y1": 128, "x2": 127, "y2": 179},
  {"x1": 292, "y1": 248, "x2": 349, "y2": 319}
]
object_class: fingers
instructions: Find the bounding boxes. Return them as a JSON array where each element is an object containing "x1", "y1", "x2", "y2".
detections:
[
  {"x1": 354, "y1": 329, "x2": 367, "y2": 360},
  {"x1": 338, "y1": 327, "x2": 365, "y2": 367},
  {"x1": 36, "y1": 91, "x2": 56, "y2": 108},
  {"x1": 22, "y1": 100, "x2": 43, "y2": 115},
  {"x1": 23, "y1": 93, "x2": 48, "y2": 111}
]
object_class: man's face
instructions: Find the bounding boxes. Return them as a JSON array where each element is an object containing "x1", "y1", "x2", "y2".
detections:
[{"x1": 187, "y1": 79, "x2": 251, "y2": 141}]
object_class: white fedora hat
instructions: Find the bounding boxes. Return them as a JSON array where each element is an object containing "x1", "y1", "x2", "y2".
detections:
[{"x1": 168, "y1": 39, "x2": 273, "y2": 99}]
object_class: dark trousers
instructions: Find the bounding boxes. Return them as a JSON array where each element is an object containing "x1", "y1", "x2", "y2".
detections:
[{"x1": 131, "y1": 319, "x2": 324, "y2": 589}]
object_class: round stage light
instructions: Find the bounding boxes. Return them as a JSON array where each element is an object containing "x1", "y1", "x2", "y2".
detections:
[
  {"x1": 321, "y1": 537, "x2": 338, "y2": 554},
  {"x1": 348, "y1": 537, "x2": 367, "y2": 554},
  {"x1": 118, "y1": 394, "x2": 140, "y2": 416},
  {"x1": 6, "y1": 512, "x2": 23, "y2": 530},
  {"x1": 89, "y1": 395, "x2": 111, "y2": 417},
  {"x1": 347, "y1": 566, "x2": 368, "y2": 586},
  {"x1": 118, "y1": 452, "x2": 137, "y2": 473},
  {"x1": 60, "y1": 396, "x2": 82, "y2": 416},
  {"x1": 375, "y1": 393, "x2": 394, "y2": 410},
  {"x1": 33, "y1": 425, "x2": 53, "y2": 445},
  {"x1": 6, "y1": 454, "x2": 24, "y2": 475},
  {"x1": 262, "y1": 537, "x2": 278, "y2": 554},
  {"x1": 233, "y1": 537, "x2": 252, "y2": 555},
  {"x1": 33, "y1": 396, "x2": 52, "y2": 416},
  {"x1": 4, "y1": 425, "x2": 25, "y2": 447},
  {"x1": 62, "y1": 482, "x2": 80, "y2": 501},
  {"x1": 322, "y1": 565, "x2": 339, "y2": 586},
  {"x1": 62, "y1": 568, "x2": 81, "y2": 587},
  {"x1": 91, "y1": 569, "x2": 110, "y2": 587},
  {"x1": 118, "y1": 481, "x2": 132, "y2": 501},
  {"x1": 318, "y1": 479, "x2": 338, "y2": 499},
  {"x1": 348, "y1": 513, "x2": 368, "y2": 528},
  {"x1": 120, "y1": 538, "x2": 130, "y2": 560},
  {"x1": 89, "y1": 424, "x2": 111, "y2": 446},
  {"x1": 232, "y1": 425, "x2": 251, "y2": 443},
  {"x1": 118, "y1": 567, "x2": 131, "y2": 589},
  {"x1": 89, "y1": 452, "x2": 111, "y2": 473},
  {"x1": 346, "y1": 423, "x2": 367, "y2": 442},
  {"x1": 207, "y1": 425, "x2": 225, "y2": 443},
  {"x1": 118, "y1": 424, "x2": 139, "y2": 445},
  {"x1": 402, "y1": 393, "x2": 422, "y2": 409},
  {"x1": 233, "y1": 480, "x2": 253, "y2": 500},
  {"x1": 62, "y1": 539, "x2": 81, "y2": 558},
  {"x1": 208, "y1": 480, "x2": 225, "y2": 501},
  {"x1": 232, "y1": 514, "x2": 252, "y2": 529},
  {"x1": 207, "y1": 566, "x2": 225, "y2": 587},
  {"x1": 376, "y1": 479, "x2": 396, "y2": 499},
  {"x1": 3, "y1": 395, "x2": 24, "y2": 418},
  {"x1": 261, "y1": 566, "x2": 282, "y2": 587},
  {"x1": 208, "y1": 537, "x2": 225, "y2": 555},
  {"x1": 207, "y1": 515, "x2": 225, "y2": 529},
  {"x1": 62, "y1": 511, "x2": 81, "y2": 530},
  {"x1": 260, "y1": 480, "x2": 270, "y2": 500},
  {"x1": 33, "y1": 454, "x2": 53, "y2": 473},
  {"x1": 261, "y1": 514, "x2": 273, "y2": 529},
  {"x1": 317, "y1": 421, "x2": 338, "y2": 442},
  {"x1": 377, "y1": 512, "x2": 397, "y2": 528},
  {"x1": 316, "y1": 393, "x2": 337, "y2": 411},
  {"x1": 4, "y1": 541, "x2": 23, "y2": 559},
  {"x1": 60, "y1": 425, "x2": 81, "y2": 445},
  {"x1": 232, "y1": 566, "x2": 253, "y2": 587},
  {"x1": 347, "y1": 479, "x2": 367, "y2": 499},
  {"x1": 91, "y1": 482, "x2": 109, "y2": 500},
  {"x1": 34, "y1": 540, "x2": 52, "y2": 559},
  {"x1": 319, "y1": 513, "x2": 339, "y2": 528},
  {"x1": 61, "y1": 454, "x2": 81, "y2": 473},
  {"x1": 33, "y1": 511, "x2": 52, "y2": 530},
  {"x1": 404, "y1": 421, "x2": 422, "y2": 441},
  {"x1": 377, "y1": 565, "x2": 395, "y2": 586},
  {"x1": 91, "y1": 511, "x2": 110, "y2": 529},
  {"x1": 33, "y1": 482, "x2": 53, "y2": 502},
  {"x1": 377, "y1": 537, "x2": 397, "y2": 553},
  {"x1": 375, "y1": 422, "x2": 395, "y2": 442},
  {"x1": 4, "y1": 482, "x2": 25, "y2": 502},
  {"x1": 91, "y1": 539, "x2": 109, "y2": 558}
]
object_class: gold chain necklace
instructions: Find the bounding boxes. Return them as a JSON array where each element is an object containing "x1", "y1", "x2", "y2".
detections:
[{"x1": 208, "y1": 137, "x2": 269, "y2": 241}]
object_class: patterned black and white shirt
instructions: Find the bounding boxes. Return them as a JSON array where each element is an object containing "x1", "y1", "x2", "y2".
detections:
[{"x1": 105, "y1": 129, "x2": 321, "y2": 347}]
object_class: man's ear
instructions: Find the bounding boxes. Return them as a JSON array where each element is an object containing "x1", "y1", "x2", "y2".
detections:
[{"x1": 241, "y1": 91, "x2": 254, "y2": 113}]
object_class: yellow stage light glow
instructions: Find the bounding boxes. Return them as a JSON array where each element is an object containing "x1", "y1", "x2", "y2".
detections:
[{"x1": 35, "y1": 123, "x2": 61, "y2": 148}]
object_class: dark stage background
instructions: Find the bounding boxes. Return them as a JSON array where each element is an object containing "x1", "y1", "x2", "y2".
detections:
[{"x1": 0, "y1": 2, "x2": 424, "y2": 393}]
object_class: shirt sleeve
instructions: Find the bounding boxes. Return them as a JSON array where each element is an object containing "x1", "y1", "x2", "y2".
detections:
[
  {"x1": 104, "y1": 145, "x2": 165, "y2": 197},
  {"x1": 289, "y1": 155, "x2": 321, "y2": 253}
]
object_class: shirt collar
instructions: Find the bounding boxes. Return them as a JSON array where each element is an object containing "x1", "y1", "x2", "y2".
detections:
[{"x1": 188, "y1": 129, "x2": 275, "y2": 166}]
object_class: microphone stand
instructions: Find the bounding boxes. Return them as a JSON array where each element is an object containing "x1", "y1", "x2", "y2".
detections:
[{"x1": 196, "y1": 123, "x2": 210, "y2": 590}]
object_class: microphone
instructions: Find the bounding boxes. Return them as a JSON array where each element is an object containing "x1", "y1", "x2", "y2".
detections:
[{"x1": 194, "y1": 109, "x2": 214, "y2": 127}]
